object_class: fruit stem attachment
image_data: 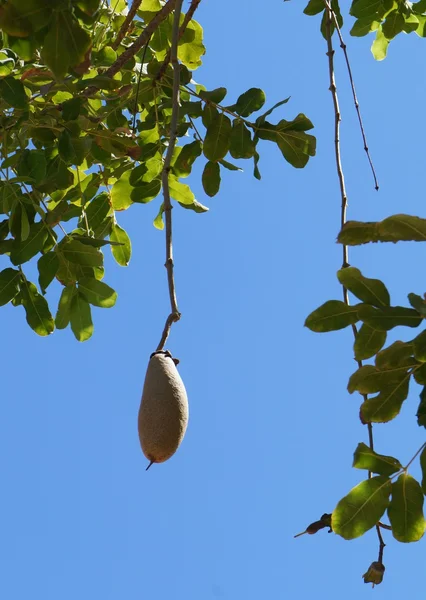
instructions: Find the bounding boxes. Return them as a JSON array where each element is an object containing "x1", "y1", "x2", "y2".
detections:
[
  {"x1": 156, "y1": 0, "x2": 184, "y2": 352},
  {"x1": 146, "y1": 461, "x2": 155, "y2": 471}
]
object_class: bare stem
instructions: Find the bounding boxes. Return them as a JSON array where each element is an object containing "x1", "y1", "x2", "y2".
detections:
[
  {"x1": 324, "y1": 9, "x2": 383, "y2": 561},
  {"x1": 112, "y1": 0, "x2": 143, "y2": 50},
  {"x1": 155, "y1": 0, "x2": 202, "y2": 81},
  {"x1": 376, "y1": 524, "x2": 386, "y2": 563},
  {"x1": 156, "y1": 0, "x2": 184, "y2": 352},
  {"x1": 322, "y1": 0, "x2": 379, "y2": 191}
]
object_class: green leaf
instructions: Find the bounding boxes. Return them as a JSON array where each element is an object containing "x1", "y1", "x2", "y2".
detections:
[
  {"x1": 169, "y1": 177, "x2": 195, "y2": 205},
  {"x1": 111, "y1": 171, "x2": 133, "y2": 211},
  {"x1": 353, "y1": 442, "x2": 402, "y2": 476},
  {"x1": 350, "y1": 0, "x2": 385, "y2": 19},
  {"x1": 55, "y1": 285, "x2": 76, "y2": 330},
  {"x1": 37, "y1": 252, "x2": 59, "y2": 294},
  {"x1": 42, "y1": 10, "x2": 91, "y2": 79},
  {"x1": 78, "y1": 277, "x2": 117, "y2": 308},
  {"x1": 350, "y1": 17, "x2": 380, "y2": 36},
  {"x1": 337, "y1": 220, "x2": 380, "y2": 245},
  {"x1": 360, "y1": 377, "x2": 410, "y2": 423},
  {"x1": 337, "y1": 267, "x2": 390, "y2": 307},
  {"x1": 230, "y1": 120, "x2": 256, "y2": 159},
  {"x1": 304, "y1": 0, "x2": 325, "y2": 16},
  {"x1": 234, "y1": 88, "x2": 266, "y2": 117},
  {"x1": 420, "y1": 446, "x2": 426, "y2": 494},
  {"x1": 304, "y1": 300, "x2": 360, "y2": 332},
  {"x1": 178, "y1": 198, "x2": 209, "y2": 213},
  {"x1": 131, "y1": 179, "x2": 161, "y2": 204},
  {"x1": 348, "y1": 364, "x2": 412, "y2": 395},
  {"x1": 219, "y1": 158, "x2": 242, "y2": 172},
  {"x1": 0, "y1": 76, "x2": 27, "y2": 108},
  {"x1": 61, "y1": 239, "x2": 103, "y2": 268},
  {"x1": 0, "y1": 267, "x2": 20, "y2": 306},
  {"x1": 203, "y1": 113, "x2": 232, "y2": 161},
  {"x1": 408, "y1": 293, "x2": 426, "y2": 317},
  {"x1": 172, "y1": 140, "x2": 202, "y2": 178},
  {"x1": 21, "y1": 280, "x2": 54, "y2": 336},
  {"x1": 358, "y1": 305, "x2": 422, "y2": 331},
  {"x1": 70, "y1": 292, "x2": 93, "y2": 342},
  {"x1": 10, "y1": 222, "x2": 49, "y2": 266},
  {"x1": 388, "y1": 474, "x2": 425, "y2": 542},
  {"x1": 256, "y1": 116, "x2": 316, "y2": 168},
  {"x1": 199, "y1": 87, "x2": 227, "y2": 103},
  {"x1": 332, "y1": 476, "x2": 391, "y2": 540},
  {"x1": 110, "y1": 223, "x2": 131, "y2": 266},
  {"x1": 354, "y1": 324, "x2": 387, "y2": 360},
  {"x1": 413, "y1": 330, "x2": 426, "y2": 362},
  {"x1": 382, "y1": 10, "x2": 405, "y2": 39},
  {"x1": 85, "y1": 192, "x2": 112, "y2": 233},
  {"x1": 375, "y1": 341, "x2": 414, "y2": 369},
  {"x1": 202, "y1": 161, "x2": 221, "y2": 197}
]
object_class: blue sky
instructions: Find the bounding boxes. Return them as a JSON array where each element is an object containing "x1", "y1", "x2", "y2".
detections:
[{"x1": 1, "y1": 1, "x2": 426, "y2": 598}]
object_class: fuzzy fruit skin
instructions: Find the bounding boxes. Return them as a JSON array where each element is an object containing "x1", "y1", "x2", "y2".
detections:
[{"x1": 138, "y1": 352, "x2": 189, "y2": 466}]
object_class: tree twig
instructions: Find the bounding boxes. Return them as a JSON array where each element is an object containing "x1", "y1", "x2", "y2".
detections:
[
  {"x1": 322, "y1": 0, "x2": 379, "y2": 191},
  {"x1": 324, "y1": 7, "x2": 383, "y2": 563},
  {"x1": 155, "y1": 0, "x2": 202, "y2": 81},
  {"x1": 376, "y1": 524, "x2": 386, "y2": 563},
  {"x1": 156, "y1": 0, "x2": 184, "y2": 352},
  {"x1": 83, "y1": 0, "x2": 177, "y2": 97},
  {"x1": 112, "y1": 0, "x2": 143, "y2": 50}
]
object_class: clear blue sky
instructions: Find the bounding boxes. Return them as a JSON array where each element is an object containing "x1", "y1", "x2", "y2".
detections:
[{"x1": 1, "y1": 2, "x2": 426, "y2": 598}]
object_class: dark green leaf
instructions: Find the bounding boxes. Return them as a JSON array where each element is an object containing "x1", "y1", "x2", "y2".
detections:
[
  {"x1": 42, "y1": 10, "x2": 91, "y2": 79},
  {"x1": 256, "y1": 116, "x2": 316, "y2": 168},
  {"x1": 413, "y1": 330, "x2": 426, "y2": 362},
  {"x1": 78, "y1": 277, "x2": 117, "y2": 308},
  {"x1": 304, "y1": 0, "x2": 325, "y2": 14},
  {"x1": 203, "y1": 113, "x2": 232, "y2": 161},
  {"x1": 230, "y1": 120, "x2": 256, "y2": 159},
  {"x1": 219, "y1": 158, "x2": 242, "y2": 172},
  {"x1": 416, "y1": 387, "x2": 426, "y2": 427},
  {"x1": 234, "y1": 88, "x2": 266, "y2": 117},
  {"x1": 358, "y1": 305, "x2": 422, "y2": 331},
  {"x1": 131, "y1": 179, "x2": 161, "y2": 204},
  {"x1": 408, "y1": 293, "x2": 426, "y2": 317},
  {"x1": 21, "y1": 280, "x2": 54, "y2": 336},
  {"x1": 337, "y1": 267, "x2": 390, "y2": 307},
  {"x1": 10, "y1": 222, "x2": 48, "y2": 265},
  {"x1": 388, "y1": 474, "x2": 425, "y2": 542},
  {"x1": 0, "y1": 267, "x2": 20, "y2": 306},
  {"x1": 0, "y1": 76, "x2": 27, "y2": 108},
  {"x1": 353, "y1": 442, "x2": 402, "y2": 476},
  {"x1": 202, "y1": 161, "x2": 221, "y2": 197},
  {"x1": 375, "y1": 341, "x2": 414, "y2": 369},
  {"x1": 332, "y1": 476, "x2": 391, "y2": 540},
  {"x1": 61, "y1": 239, "x2": 103, "y2": 268},
  {"x1": 348, "y1": 364, "x2": 411, "y2": 394},
  {"x1": 173, "y1": 140, "x2": 202, "y2": 178},
  {"x1": 37, "y1": 252, "x2": 59, "y2": 294},
  {"x1": 55, "y1": 285, "x2": 76, "y2": 330},
  {"x1": 304, "y1": 300, "x2": 360, "y2": 332},
  {"x1": 382, "y1": 10, "x2": 405, "y2": 39},
  {"x1": 70, "y1": 292, "x2": 93, "y2": 342},
  {"x1": 110, "y1": 223, "x2": 131, "y2": 266},
  {"x1": 360, "y1": 377, "x2": 410, "y2": 423},
  {"x1": 354, "y1": 324, "x2": 387, "y2": 360},
  {"x1": 199, "y1": 87, "x2": 227, "y2": 103},
  {"x1": 420, "y1": 446, "x2": 426, "y2": 494}
]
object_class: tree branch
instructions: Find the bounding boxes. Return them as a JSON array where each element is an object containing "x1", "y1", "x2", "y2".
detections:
[
  {"x1": 156, "y1": 0, "x2": 184, "y2": 352},
  {"x1": 324, "y1": 7, "x2": 383, "y2": 564},
  {"x1": 83, "y1": 0, "x2": 177, "y2": 96},
  {"x1": 111, "y1": 0, "x2": 143, "y2": 51},
  {"x1": 322, "y1": 0, "x2": 379, "y2": 191},
  {"x1": 155, "y1": 0, "x2": 202, "y2": 81}
]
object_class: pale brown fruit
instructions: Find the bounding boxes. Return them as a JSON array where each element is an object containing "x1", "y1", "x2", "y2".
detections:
[{"x1": 138, "y1": 351, "x2": 189, "y2": 469}]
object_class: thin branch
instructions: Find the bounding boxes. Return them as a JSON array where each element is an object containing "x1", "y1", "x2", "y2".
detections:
[
  {"x1": 83, "y1": 0, "x2": 177, "y2": 97},
  {"x1": 404, "y1": 441, "x2": 426, "y2": 471},
  {"x1": 132, "y1": 37, "x2": 152, "y2": 132},
  {"x1": 322, "y1": 0, "x2": 379, "y2": 191},
  {"x1": 156, "y1": 0, "x2": 184, "y2": 352},
  {"x1": 155, "y1": 0, "x2": 202, "y2": 81},
  {"x1": 112, "y1": 0, "x2": 143, "y2": 50},
  {"x1": 375, "y1": 524, "x2": 386, "y2": 563},
  {"x1": 324, "y1": 8, "x2": 383, "y2": 563}
]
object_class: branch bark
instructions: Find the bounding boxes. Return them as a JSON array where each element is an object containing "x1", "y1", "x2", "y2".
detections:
[
  {"x1": 83, "y1": 0, "x2": 177, "y2": 96},
  {"x1": 156, "y1": 0, "x2": 184, "y2": 352},
  {"x1": 111, "y1": 0, "x2": 143, "y2": 51},
  {"x1": 155, "y1": 0, "x2": 202, "y2": 81}
]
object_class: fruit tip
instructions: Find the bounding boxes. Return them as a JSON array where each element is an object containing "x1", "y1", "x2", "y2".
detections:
[{"x1": 146, "y1": 461, "x2": 155, "y2": 471}]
